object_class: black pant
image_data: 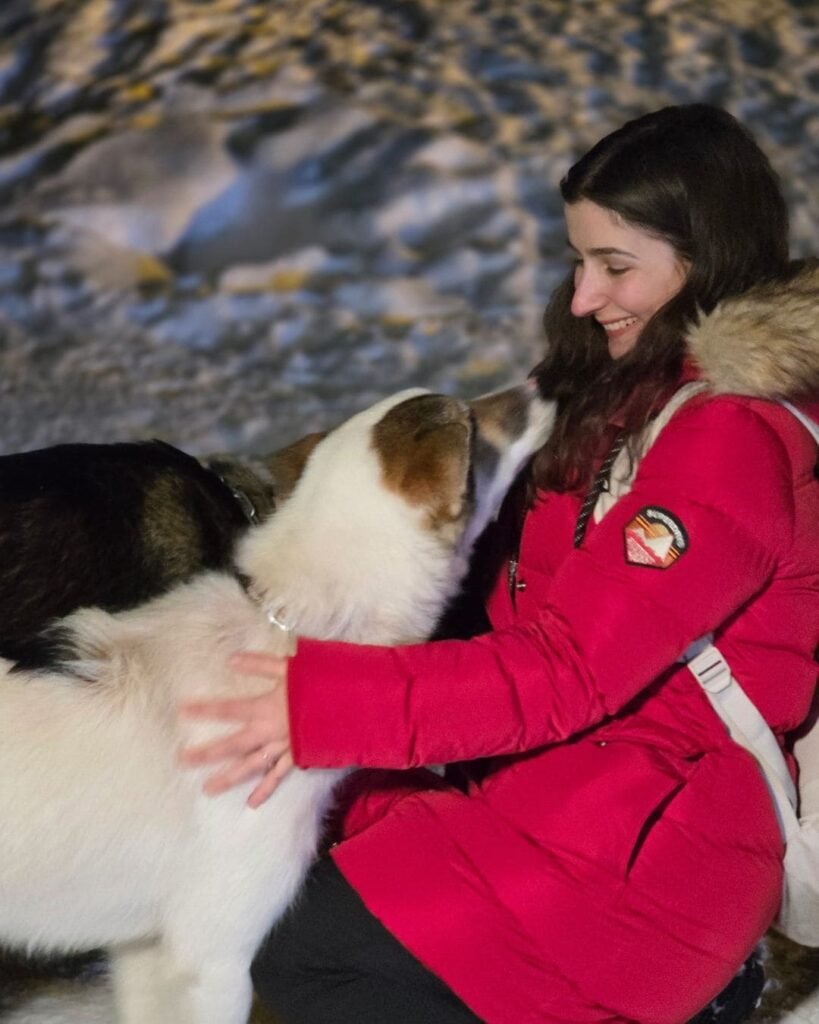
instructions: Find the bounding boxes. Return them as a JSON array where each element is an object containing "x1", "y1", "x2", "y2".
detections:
[{"x1": 251, "y1": 857, "x2": 483, "y2": 1024}]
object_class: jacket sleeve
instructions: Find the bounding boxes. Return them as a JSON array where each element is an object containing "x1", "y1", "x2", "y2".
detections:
[{"x1": 287, "y1": 400, "x2": 796, "y2": 768}]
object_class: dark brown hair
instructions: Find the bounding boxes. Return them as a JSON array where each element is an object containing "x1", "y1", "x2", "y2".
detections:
[{"x1": 531, "y1": 104, "x2": 790, "y2": 491}]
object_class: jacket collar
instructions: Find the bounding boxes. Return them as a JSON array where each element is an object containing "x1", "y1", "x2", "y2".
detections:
[{"x1": 687, "y1": 261, "x2": 819, "y2": 402}]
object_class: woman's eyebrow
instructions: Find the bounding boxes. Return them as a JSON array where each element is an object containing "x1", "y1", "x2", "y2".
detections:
[{"x1": 565, "y1": 240, "x2": 638, "y2": 258}]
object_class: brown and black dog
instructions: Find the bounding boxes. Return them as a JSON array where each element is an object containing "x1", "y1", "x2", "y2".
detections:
[{"x1": 0, "y1": 432, "x2": 324, "y2": 667}]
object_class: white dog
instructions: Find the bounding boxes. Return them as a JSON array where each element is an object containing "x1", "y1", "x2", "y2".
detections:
[{"x1": 0, "y1": 384, "x2": 553, "y2": 1024}]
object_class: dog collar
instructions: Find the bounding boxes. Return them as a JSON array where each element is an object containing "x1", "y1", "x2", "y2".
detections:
[
  {"x1": 244, "y1": 583, "x2": 295, "y2": 634},
  {"x1": 262, "y1": 598, "x2": 298, "y2": 655},
  {"x1": 265, "y1": 604, "x2": 293, "y2": 633},
  {"x1": 212, "y1": 472, "x2": 260, "y2": 525},
  {"x1": 203, "y1": 462, "x2": 262, "y2": 526}
]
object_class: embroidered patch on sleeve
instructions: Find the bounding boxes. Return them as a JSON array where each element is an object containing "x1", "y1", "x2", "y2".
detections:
[{"x1": 624, "y1": 507, "x2": 689, "y2": 569}]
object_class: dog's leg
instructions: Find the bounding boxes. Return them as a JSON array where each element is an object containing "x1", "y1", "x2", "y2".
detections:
[
  {"x1": 112, "y1": 934, "x2": 248, "y2": 1024},
  {"x1": 160, "y1": 770, "x2": 344, "y2": 1024},
  {"x1": 165, "y1": 951, "x2": 254, "y2": 1024},
  {"x1": 158, "y1": 854, "x2": 301, "y2": 1024},
  {"x1": 109, "y1": 938, "x2": 170, "y2": 1024},
  {"x1": 159, "y1": 902, "x2": 257, "y2": 1024}
]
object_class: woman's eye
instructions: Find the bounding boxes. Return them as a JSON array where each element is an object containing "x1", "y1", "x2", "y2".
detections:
[{"x1": 606, "y1": 266, "x2": 629, "y2": 277}]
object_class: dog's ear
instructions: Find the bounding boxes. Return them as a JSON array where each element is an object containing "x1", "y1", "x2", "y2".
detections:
[
  {"x1": 266, "y1": 431, "x2": 327, "y2": 502},
  {"x1": 372, "y1": 395, "x2": 472, "y2": 525}
]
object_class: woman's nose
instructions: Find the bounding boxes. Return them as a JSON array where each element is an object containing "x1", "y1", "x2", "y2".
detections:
[{"x1": 570, "y1": 266, "x2": 605, "y2": 317}]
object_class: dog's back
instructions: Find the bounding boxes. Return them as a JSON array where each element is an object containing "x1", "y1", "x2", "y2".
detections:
[
  {"x1": 0, "y1": 442, "x2": 256, "y2": 666},
  {"x1": 0, "y1": 431, "x2": 328, "y2": 668}
]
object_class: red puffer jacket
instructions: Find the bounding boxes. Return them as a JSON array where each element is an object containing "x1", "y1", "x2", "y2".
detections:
[{"x1": 286, "y1": 272, "x2": 819, "y2": 1024}]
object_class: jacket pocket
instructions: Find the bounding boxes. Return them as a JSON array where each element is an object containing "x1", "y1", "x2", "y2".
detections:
[{"x1": 486, "y1": 738, "x2": 690, "y2": 881}]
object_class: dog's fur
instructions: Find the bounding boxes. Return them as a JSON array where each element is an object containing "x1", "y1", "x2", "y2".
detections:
[
  {"x1": 0, "y1": 431, "x2": 325, "y2": 668},
  {"x1": 0, "y1": 384, "x2": 553, "y2": 1024}
]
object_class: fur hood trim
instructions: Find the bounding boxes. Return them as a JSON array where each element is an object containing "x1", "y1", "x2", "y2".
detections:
[{"x1": 687, "y1": 261, "x2": 819, "y2": 399}]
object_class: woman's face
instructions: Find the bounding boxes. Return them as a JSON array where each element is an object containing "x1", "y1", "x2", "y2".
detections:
[{"x1": 564, "y1": 199, "x2": 689, "y2": 359}]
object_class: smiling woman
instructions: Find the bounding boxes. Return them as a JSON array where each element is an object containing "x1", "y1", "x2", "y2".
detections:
[
  {"x1": 182, "y1": 106, "x2": 819, "y2": 1024},
  {"x1": 532, "y1": 102, "x2": 791, "y2": 494}
]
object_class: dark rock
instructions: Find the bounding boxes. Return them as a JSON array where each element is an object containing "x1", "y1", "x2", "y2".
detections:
[
  {"x1": 490, "y1": 82, "x2": 543, "y2": 117},
  {"x1": 0, "y1": 0, "x2": 37, "y2": 39},
  {"x1": 585, "y1": 47, "x2": 620, "y2": 76},
  {"x1": 358, "y1": 0, "x2": 432, "y2": 43},
  {"x1": 383, "y1": 176, "x2": 499, "y2": 259},
  {"x1": 737, "y1": 29, "x2": 782, "y2": 69},
  {"x1": 95, "y1": 8, "x2": 169, "y2": 80},
  {"x1": 0, "y1": 28, "x2": 52, "y2": 106},
  {"x1": 0, "y1": 214, "x2": 49, "y2": 248},
  {"x1": 0, "y1": 124, "x2": 109, "y2": 206},
  {"x1": 467, "y1": 47, "x2": 564, "y2": 86},
  {"x1": 0, "y1": 257, "x2": 34, "y2": 293}
]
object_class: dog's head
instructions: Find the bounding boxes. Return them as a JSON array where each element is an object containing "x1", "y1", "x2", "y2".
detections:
[
  {"x1": 366, "y1": 382, "x2": 556, "y2": 553},
  {"x1": 237, "y1": 384, "x2": 554, "y2": 644}
]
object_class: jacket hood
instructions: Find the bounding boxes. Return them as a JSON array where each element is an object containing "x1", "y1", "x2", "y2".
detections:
[{"x1": 687, "y1": 260, "x2": 819, "y2": 400}]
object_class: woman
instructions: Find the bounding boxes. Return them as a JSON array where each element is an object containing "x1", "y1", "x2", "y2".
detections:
[{"x1": 183, "y1": 105, "x2": 819, "y2": 1023}]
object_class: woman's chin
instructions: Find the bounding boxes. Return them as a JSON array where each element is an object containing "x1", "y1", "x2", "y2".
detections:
[{"x1": 607, "y1": 330, "x2": 640, "y2": 359}]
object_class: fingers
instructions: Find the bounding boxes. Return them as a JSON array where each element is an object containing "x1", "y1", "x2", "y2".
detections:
[
  {"x1": 230, "y1": 652, "x2": 287, "y2": 680},
  {"x1": 248, "y1": 750, "x2": 295, "y2": 809},
  {"x1": 177, "y1": 651, "x2": 292, "y2": 801},
  {"x1": 181, "y1": 725, "x2": 263, "y2": 765},
  {"x1": 179, "y1": 687, "x2": 286, "y2": 764},
  {"x1": 199, "y1": 747, "x2": 294, "y2": 807},
  {"x1": 180, "y1": 657, "x2": 286, "y2": 722},
  {"x1": 181, "y1": 695, "x2": 271, "y2": 723},
  {"x1": 201, "y1": 744, "x2": 289, "y2": 797}
]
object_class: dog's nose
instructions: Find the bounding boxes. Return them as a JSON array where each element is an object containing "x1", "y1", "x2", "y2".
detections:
[
  {"x1": 469, "y1": 382, "x2": 556, "y2": 456},
  {"x1": 469, "y1": 384, "x2": 531, "y2": 438}
]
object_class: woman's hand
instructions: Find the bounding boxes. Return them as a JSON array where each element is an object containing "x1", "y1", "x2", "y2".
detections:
[{"x1": 179, "y1": 652, "x2": 293, "y2": 808}]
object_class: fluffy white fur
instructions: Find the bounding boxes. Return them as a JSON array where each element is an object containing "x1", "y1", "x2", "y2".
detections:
[{"x1": 0, "y1": 385, "x2": 553, "y2": 1024}]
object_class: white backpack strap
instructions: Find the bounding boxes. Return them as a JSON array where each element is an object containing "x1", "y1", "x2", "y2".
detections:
[
  {"x1": 593, "y1": 381, "x2": 710, "y2": 524},
  {"x1": 794, "y1": 694, "x2": 819, "y2": 823},
  {"x1": 780, "y1": 400, "x2": 819, "y2": 445},
  {"x1": 776, "y1": 400, "x2": 819, "y2": 821},
  {"x1": 683, "y1": 641, "x2": 799, "y2": 841}
]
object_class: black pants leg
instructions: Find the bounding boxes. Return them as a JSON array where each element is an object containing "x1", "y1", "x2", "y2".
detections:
[
  {"x1": 687, "y1": 951, "x2": 765, "y2": 1024},
  {"x1": 251, "y1": 857, "x2": 484, "y2": 1024}
]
